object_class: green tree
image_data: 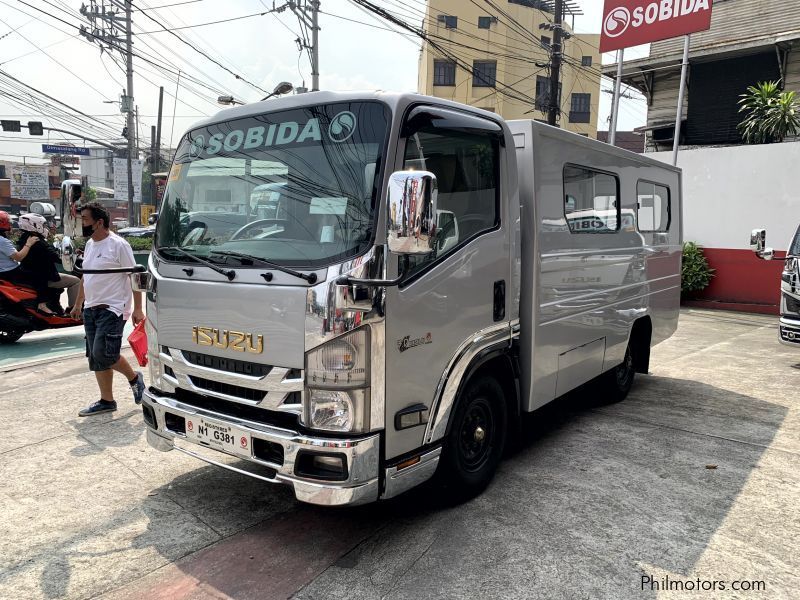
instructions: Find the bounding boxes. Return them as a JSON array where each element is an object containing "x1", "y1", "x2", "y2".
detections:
[
  {"x1": 84, "y1": 186, "x2": 98, "y2": 202},
  {"x1": 738, "y1": 81, "x2": 800, "y2": 144}
]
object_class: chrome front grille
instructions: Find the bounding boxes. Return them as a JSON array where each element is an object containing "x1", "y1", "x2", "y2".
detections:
[{"x1": 160, "y1": 347, "x2": 303, "y2": 413}]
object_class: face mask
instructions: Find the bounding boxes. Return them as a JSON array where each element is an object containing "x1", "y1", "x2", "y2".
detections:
[{"x1": 82, "y1": 223, "x2": 95, "y2": 237}]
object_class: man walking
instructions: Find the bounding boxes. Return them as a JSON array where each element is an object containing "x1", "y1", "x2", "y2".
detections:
[{"x1": 70, "y1": 202, "x2": 145, "y2": 416}]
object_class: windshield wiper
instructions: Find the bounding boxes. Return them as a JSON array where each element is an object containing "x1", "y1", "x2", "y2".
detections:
[
  {"x1": 160, "y1": 246, "x2": 236, "y2": 281},
  {"x1": 209, "y1": 250, "x2": 317, "y2": 284}
]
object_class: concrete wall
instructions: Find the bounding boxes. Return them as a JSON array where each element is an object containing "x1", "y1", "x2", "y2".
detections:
[{"x1": 651, "y1": 143, "x2": 799, "y2": 312}]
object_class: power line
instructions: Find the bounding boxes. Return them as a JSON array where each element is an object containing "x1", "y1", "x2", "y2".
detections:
[
  {"x1": 131, "y1": 0, "x2": 272, "y2": 94},
  {"x1": 135, "y1": 8, "x2": 281, "y2": 34}
]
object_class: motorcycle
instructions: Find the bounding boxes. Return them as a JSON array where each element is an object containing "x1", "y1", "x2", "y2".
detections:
[
  {"x1": 0, "y1": 279, "x2": 83, "y2": 343},
  {"x1": 0, "y1": 239, "x2": 145, "y2": 343}
]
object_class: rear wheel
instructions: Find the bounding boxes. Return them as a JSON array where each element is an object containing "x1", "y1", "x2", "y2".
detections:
[
  {"x1": 439, "y1": 376, "x2": 507, "y2": 497},
  {"x1": 0, "y1": 329, "x2": 24, "y2": 344},
  {"x1": 602, "y1": 343, "x2": 635, "y2": 403}
]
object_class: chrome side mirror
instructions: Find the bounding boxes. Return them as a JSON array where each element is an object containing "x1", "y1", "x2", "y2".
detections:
[
  {"x1": 60, "y1": 236, "x2": 76, "y2": 272},
  {"x1": 386, "y1": 170, "x2": 438, "y2": 256},
  {"x1": 750, "y1": 229, "x2": 774, "y2": 260},
  {"x1": 130, "y1": 270, "x2": 150, "y2": 292},
  {"x1": 750, "y1": 229, "x2": 766, "y2": 253}
]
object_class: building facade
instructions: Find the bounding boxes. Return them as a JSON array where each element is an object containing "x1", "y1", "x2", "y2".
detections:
[
  {"x1": 80, "y1": 147, "x2": 115, "y2": 190},
  {"x1": 418, "y1": 0, "x2": 601, "y2": 136},
  {"x1": 604, "y1": 0, "x2": 800, "y2": 151}
]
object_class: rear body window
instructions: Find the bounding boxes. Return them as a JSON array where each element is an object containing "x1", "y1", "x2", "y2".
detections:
[
  {"x1": 636, "y1": 180, "x2": 671, "y2": 232},
  {"x1": 563, "y1": 165, "x2": 620, "y2": 233}
]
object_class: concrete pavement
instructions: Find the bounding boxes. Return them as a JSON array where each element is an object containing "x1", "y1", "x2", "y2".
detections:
[{"x1": 0, "y1": 309, "x2": 798, "y2": 599}]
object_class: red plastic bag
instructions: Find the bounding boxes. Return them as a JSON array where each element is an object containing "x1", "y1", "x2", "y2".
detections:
[{"x1": 128, "y1": 318, "x2": 148, "y2": 367}]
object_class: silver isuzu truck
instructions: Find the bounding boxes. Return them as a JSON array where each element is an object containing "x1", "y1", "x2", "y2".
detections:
[
  {"x1": 135, "y1": 91, "x2": 682, "y2": 506},
  {"x1": 751, "y1": 226, "x2": 800, "y2": 346}
]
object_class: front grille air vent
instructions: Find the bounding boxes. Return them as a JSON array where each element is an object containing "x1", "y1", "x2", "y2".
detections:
[
  {"x1": 174, "y1": 388, "x2": 300, "y2": 430},
  {"x1": 189, "y1": 376, "x2": 266, "y2": 402},
  {"x1": 182, "y1": 350, "x2": 273, "y2": 378}
]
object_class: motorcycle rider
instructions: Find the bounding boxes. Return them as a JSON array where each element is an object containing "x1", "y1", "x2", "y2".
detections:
[
  {"x1": 16, "y1": 213, "x2": 80, "y2": 314},
  {"x1": 0, "y1": 210, "x2": 40, "y2": 290}
]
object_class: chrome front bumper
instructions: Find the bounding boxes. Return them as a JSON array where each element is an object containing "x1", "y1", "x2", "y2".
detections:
[
  {"x1": 779, "y1": 317, "x2": 800, "y2": 347},
  {"x1": 142, "y1": 389, "x2": 381, "y2": 506}
]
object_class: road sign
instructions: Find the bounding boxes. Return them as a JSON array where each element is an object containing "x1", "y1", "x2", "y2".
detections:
[
  {"x1": 42, "y1": 144, "x2": 91, "y2": 156},
  {"x1": 600, "y1": 0, "x2": 713, "y2": 53}
]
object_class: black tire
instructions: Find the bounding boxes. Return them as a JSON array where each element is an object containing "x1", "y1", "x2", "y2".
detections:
[
  {"x1": 439, "y1": 376, "x2": 507, "y2": 497},
  {"x1": 0, "y1": 329, "x2": 24, "y2": 344},
  {"x1": 601, "y1": 343, "x2": 635, "y2": 403}
]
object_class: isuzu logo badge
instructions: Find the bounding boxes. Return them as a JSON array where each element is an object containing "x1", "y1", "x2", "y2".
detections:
[{"x1": 192, "y1": 326, "x2": 264, "y2": 354}]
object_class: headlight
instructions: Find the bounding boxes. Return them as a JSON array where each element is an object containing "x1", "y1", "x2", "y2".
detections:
[
  {"x1": 308, "y1": 389, "x2": 368, "y2": 432},
  {"x1": 305, "y1": 328, "x2": 370, "y2": 432}
]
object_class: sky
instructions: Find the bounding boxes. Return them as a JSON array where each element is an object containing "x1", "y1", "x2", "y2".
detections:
[{"x1": 0, "y1": 0, "x2": 650, "y2": 166}]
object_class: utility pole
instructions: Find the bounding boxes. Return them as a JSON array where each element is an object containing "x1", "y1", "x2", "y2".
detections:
[
  {"x1": 80, "y1": 0, "x2": 138, "y2": 225},
  {"x1": 291, "y1": 1, "x2": 320, "y2": 91},
  {"x1": 311, "y1": 1, "x2": 319, "y2": 91},
  {"x1": 547, "y1": 0, "x2": 563, "y2": 126},
  {"x1": 125, "y1": 2, "x2": 136, "y2": 226},
  {"x1": 150, "y1": 125, "x2": 157, "y2": 205},
  {"x1": 155, "y1": 86, "x2": 164, "y2": 174}
]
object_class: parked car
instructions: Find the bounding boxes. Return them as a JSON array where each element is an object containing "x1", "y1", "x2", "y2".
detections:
[{"x1": 117, "y1": 226, "x2": 155, "y2": 238}]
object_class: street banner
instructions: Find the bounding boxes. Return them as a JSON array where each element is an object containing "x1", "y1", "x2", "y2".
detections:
[
  {"x1": 600, "y1": 0, "x2": 713, "y2": 53},
  {"x1": 41, "y1": 144, "x2": 90, "y2": 156},
  {"x1": 9, "y1": 165, "x2": 49, "y2": 201},
  {"x1": 113, "y1": 158, "x2": 144, "y2": 204}
]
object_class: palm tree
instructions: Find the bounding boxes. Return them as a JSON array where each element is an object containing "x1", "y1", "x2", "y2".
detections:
[{"x1": 738, "y1": 81, "x2": 800, "y2": 144}]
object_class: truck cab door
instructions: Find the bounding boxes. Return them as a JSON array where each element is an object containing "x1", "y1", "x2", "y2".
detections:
[{"x1": 383, "y1": 106, "x2": 511, "y2": 460}]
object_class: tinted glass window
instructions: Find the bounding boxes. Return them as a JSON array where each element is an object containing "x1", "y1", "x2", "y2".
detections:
[
  {"x1": 564, "y1": 165, "x2": 620, "y2": 233},
  {"x1": 403, "y1": 125, "x2": 499, "y2": 275},
  {"x1": 636, "y1": 181, "x2": 670, "y2": 232}
]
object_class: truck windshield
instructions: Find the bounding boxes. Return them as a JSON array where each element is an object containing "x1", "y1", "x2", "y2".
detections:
[{"x1": 155, "y1": 101, "x2": 389, "y2": 267}]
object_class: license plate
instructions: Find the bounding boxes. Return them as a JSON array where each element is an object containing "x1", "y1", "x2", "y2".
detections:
[{"x1": 185, "y1": 416, "x2": 251, "y2": 458}]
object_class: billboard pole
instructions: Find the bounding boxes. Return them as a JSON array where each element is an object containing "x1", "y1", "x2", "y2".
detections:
[
  {"x1": 609, "y1": 49, "x2": 624, "y2": 146},
  {"x1": 672, "y1": 35, "x2": 691, "y2": 165}
]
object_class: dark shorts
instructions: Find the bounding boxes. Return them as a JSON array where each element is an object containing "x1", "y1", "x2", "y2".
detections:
[{"x1": 84, "y1": 307, "x2": 126, "y2": 371}]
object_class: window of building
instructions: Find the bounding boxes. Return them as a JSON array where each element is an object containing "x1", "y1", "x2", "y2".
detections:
[
  {"x1": 636, "y1": 180, "x2": 671, "y2": 232},
  {"x1": 569, "y1": 93, "x2": 591, "y2": 123},
  {"x1": 437, "y1": 14, "x2": 457, "y2": 29},
  {"x1": 478, "y1": 16, "x2": 496, "y2": 29},
  {"x1": 535, "y1": 75, "x2": 561, "y2": 112},
  {"x1": 563, "y1": 165, "x2": 620, "y2": 233},
  {"x1": 472, "y1": 60, "x2": 497, "y2": 87},
  {"x1": 581, "y1": 55, "x2": 593, "y2": 67},
  {"x1": 541, "y1": 35, "x2": 551, "y2": 49},
  {"x1": 433, "y1": 60, "x2": 456, "y2": 86},
  {"x1": 402, "y1": 121, "x2": 500, "y2": 278}
]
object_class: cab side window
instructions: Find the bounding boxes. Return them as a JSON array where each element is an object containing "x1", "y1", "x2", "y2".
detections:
[
  {"x1": 563, "y1": 165, "x2": 620, "y2": 233},
  {"x1": 402, "y1": 127, "x2": 499, "y2": 272}
]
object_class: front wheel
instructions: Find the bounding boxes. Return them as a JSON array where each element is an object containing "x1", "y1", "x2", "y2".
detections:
[{"x1": 439, "y1": 376, "x2": 507, "y2": 497}]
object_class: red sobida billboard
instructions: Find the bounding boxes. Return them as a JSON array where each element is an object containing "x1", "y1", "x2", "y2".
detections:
[{"x1": 600, "y1": 0, "x2": 713, "y2": 53}]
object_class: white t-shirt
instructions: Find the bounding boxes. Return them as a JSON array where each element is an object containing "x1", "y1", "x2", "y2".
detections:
[{"x1": 82, "y1": 232, "x2": 136, "y2": 319}]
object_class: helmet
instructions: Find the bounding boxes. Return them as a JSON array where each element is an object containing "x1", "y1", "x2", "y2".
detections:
[
  {"x1": 18, "y1": 213, "x2": 48, "y2": 236},
  {"x1": 0, "y1": 211, "x2": 10, "y2": 232}
]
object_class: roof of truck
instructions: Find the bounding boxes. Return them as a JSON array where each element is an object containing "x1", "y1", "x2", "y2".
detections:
[{"x1": 184, "y1": 90, "x2": 503, "y2": 133}]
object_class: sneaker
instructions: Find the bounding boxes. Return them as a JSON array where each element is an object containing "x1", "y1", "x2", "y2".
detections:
[
  {"x1": 131, "y1": 371, "x2": 145, "y2": 405},
  {"x1": 79, "y1": 400, "x2": 117, "y2": 417}
]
